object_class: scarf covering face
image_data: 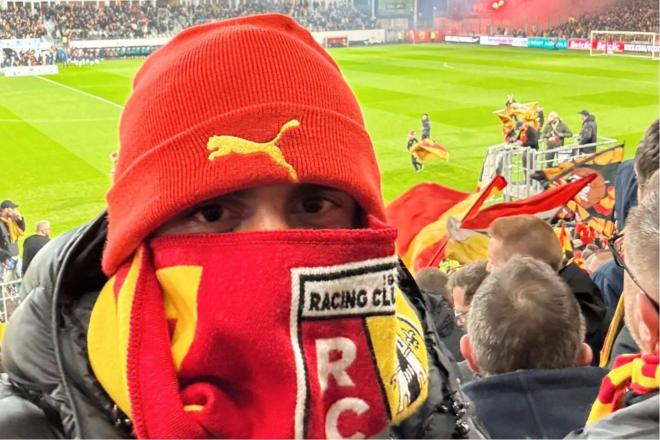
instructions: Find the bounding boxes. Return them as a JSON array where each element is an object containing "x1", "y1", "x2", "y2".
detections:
[
  {"x1": 88, "y1": 220, "x2": 429, "y2": 438},
  {"x1": 587, "y1": 353, "x2": 659, "y2": 424}
]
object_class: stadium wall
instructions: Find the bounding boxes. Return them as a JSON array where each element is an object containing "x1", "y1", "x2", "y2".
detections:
[
  {"x1": 443, "y1": 34, "x2": 659, "y2": 55},
  {"x1": 69, "y1": 29, "x2": 386, "y2": 49}
]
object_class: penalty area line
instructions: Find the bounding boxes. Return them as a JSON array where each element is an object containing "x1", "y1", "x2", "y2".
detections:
[{"x1": 35, "y1": 76, "x2": 124, "y2": 110}]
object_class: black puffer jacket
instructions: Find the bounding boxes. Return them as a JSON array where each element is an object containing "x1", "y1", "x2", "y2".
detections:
[{"x1": 0, "y1": 215, "x2": 488, "y2": 439}]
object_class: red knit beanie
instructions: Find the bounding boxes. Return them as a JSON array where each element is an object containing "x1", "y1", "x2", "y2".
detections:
[{"x1": 103, "y1": 14, "x2": 385, "y2": 275}]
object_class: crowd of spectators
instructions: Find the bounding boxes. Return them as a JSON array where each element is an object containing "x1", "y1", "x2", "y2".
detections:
[
  {"x1": 544, "y1": 0, "x2": 659, "y2": 39},
  {"x1": 0, "y1": 1, "x2": 376, "y2": 41},
  {"x1": 490, "y1": 0, "x2": 659, "y2": 39}
]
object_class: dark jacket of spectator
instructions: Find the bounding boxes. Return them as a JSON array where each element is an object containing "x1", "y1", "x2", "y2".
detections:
[
  {"x1": 578, "y1": 114, "x2": 598, "y2": 150},
  {"x1": 463, "y1": 367, "x2": 607, "y2": 439},
  {"x1": 518, "y1": 124, "x2": 539, "y2": 150},
  {"x1": 566, "y1": 394, "x2": 658, "y2": 439},
  {"x1": 21, "y1": 234, "x2": 50, "y2": 274},
  {"x1": 614, "y1": 160, "x2": 638, "y2": 230},
  {"x1": 558, "y1": 262, "x2": 612, "y2": 365},
  {"x1": 591, "y1": 259, "x2": 624, "y2": 310},
  {"x1": 0, "y1": 217, "x2": 25, "y2": 259},
  {"x1": 423, "y1": 292, "x2": 464, "y2": 361}
]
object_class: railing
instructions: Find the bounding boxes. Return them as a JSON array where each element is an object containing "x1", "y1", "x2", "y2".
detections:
[
  {"x1": 480, "y1": 135, "x2": 618, "y2": 201},
  {"x1": 0, "y1": 279, "x2": 22, "y2": 324}
]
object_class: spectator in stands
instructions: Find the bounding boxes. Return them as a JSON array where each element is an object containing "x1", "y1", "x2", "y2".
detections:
[
  {"x1": 460, "y1": 256, "x2": 606, "y2": 439},
  {"x1": 0, "y1": 200, "x2": 25, "y2": 279},
  {"x1": 568, "y1": 170, "x2": 659, "y2": 439},
  {"x1": 577, "y1": 109, "x2": 598, "y2": 155},
  {"x1": 0, "y1": 16, "x2": 485, "y2": 439},
  {"x1": 542, "y1": 112, "x2": 573, "y2": 164},
  {"x1": 21, "y1": 220, "x2": 51, "y2": 274},
  {"x1": 449, "y1": 260, "x2": 489, "y2": 330},
  {"x1": 487, "y1": 215, "x2": 611, "y2": 365},
  {"x1": 0, "y1": 2, "x2": 376, "y2": 41},
  {"x1": 543, "y1": 0, "x2": 659, "y2": 39},
  {"x1": 512, "y1": 121, "x2": 539, "y2": 172},
  {"x1": 415, "y1": 267, "x2": 464, "y2": 361},
  {"x1": 600, "y1": 119, "x2": 659, "y2": 368},
  {"x1": 416, "y1": 267, "x2": 451, "y2": 304}
]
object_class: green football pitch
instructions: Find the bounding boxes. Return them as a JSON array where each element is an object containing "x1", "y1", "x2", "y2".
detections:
[{"x1": 1, "y1": 44, "x2": 658, "y2": 236}]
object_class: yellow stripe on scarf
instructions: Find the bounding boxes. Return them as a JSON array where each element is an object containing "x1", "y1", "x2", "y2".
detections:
[{"x1": 599, "y1": 295, "x2": 625, "y2": 368}]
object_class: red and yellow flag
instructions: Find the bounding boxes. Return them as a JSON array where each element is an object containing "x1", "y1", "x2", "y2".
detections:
[{"x1": 410, "y1": 139, "x2": 449, "y2": 163}]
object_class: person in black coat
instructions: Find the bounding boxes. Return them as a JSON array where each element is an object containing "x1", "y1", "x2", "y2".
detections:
[
  {"x1": 577, "y1": 109, "x2": 598, "y2": 155},
  {"x1": 21, "y1": 220, "x2": 51, "y2": 274}
]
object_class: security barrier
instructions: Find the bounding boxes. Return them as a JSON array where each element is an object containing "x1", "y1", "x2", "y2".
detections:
[{"x1": 479, "y1": 136, "x2": 618, "y2": 201}]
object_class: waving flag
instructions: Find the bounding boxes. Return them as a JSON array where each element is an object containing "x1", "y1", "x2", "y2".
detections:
[
  {"x1": 460, "y1": 173, "x2": 597, "y2": 230},
  {"x1": 410, "y1": 139, "x2": 449, "y2": 163},
  {"x1": 533, "y1": 145, "x2": 624, "y2": 237},
  {"x1": 387, "y1": 177, "x2": 506, "y2": 273}
]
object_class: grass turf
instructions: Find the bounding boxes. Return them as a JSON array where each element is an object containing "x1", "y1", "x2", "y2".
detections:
[{"x1": 0, "y1": 43, "x2": 658, "y2": 238}]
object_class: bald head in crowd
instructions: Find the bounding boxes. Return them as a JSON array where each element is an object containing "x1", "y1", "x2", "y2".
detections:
[
  {"x1": 623, "y1": 170, "x2": 659, "y2": 355},
  {"x1": 461, "y1": 256, "x2": 592, "y2": 376},
  {"x1": 487, "y1": 215, "x2": 562, "y2": 272}
]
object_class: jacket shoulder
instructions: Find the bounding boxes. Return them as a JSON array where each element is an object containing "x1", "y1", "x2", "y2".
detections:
[
  {"x1": 392, "y1": 264, "x2": 488, "y2": 439},
  {"x1": 566, "y1": 394, "x2": 659, "y2": 439},
  {"x1": 0, "y1": 377, "x2": 63, "y2": 438}
]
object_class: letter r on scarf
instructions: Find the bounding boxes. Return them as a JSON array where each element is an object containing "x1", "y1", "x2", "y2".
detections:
[{"x1": 316, "y1": 337, "x2": 357, "y2": 392}]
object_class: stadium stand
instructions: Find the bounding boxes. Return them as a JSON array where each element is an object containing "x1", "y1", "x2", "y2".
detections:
[
  {"x1": 489, "y1": 0, "x2": 658, "y2": 38},
  {"x1": 0, "y1": 1, "x2": 376, "y2": 40}
]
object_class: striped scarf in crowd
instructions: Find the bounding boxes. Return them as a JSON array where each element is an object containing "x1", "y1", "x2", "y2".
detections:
[{"x1": 587, "y1": 353, "x2": 659, "y2": 424}]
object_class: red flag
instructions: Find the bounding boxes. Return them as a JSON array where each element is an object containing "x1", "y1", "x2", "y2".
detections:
[
  {"x1": 460, "y1": 174, "x2": 597, "y2": 231},
  {"x1": 386, "y1": 183, "x2": 470, "y2": 257}
]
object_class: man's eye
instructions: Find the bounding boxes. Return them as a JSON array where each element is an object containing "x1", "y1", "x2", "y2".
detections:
[
  {"x1": 300, "y1": 197, "x2": 332, "y2": 214},
  {"x1": 192, "y1": 205, "x2": 223, "y2": 223}
]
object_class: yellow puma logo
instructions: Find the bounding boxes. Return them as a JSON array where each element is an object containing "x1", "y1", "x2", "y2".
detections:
[{"x1": 207, "y1": 120, "x2": 300, "y2": 182}]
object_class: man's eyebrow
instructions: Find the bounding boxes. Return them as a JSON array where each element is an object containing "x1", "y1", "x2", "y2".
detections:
[{"x1": 292, "y1": 184, "x2": 338, "y2": 197}]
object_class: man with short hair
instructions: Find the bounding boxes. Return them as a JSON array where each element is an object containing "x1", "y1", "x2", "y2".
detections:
[
  {"x1": 0, "y1": 15, "x2": 485, "y2": 439},
  {"x1": 415, "y1": 267, "x2": 463, "y2": 361},
  {"x1": 568, "y1": 171, "x2": 659, "y2": 439},
  {"x1": 487, "y1": 215, "x2": 611, "y2": 364},
  {"x1": 21, "y1": 220, "x2": 51, "y2": 274},
  {"x1": 449, "y1": 261, "x2": 489, "y2": 330},
  {"x1": 577, "y1": 109, "x2": 597, "y2": 155},
  {"x1": 542, "y1": 111, "x2": 573, "y2": 164},
  {"x1": 460, "y1": 256, "x2": 606, "y2": 439}
]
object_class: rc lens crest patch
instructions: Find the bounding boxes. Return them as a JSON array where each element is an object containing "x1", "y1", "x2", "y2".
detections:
[
  {"x1": 366, "y1": 289, "x2": 429, "y2": 424},
  {"x1": 290, "y1": 256, "x2": 429, "y2": 438}
]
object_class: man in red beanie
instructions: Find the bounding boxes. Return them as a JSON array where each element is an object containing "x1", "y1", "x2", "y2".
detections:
[{"x1": 0, "y1": 15, "x2": 485, "y2": 439}]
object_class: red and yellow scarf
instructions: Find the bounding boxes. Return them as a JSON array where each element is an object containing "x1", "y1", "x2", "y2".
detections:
[
  {"x1": 587, "y1": 353, "x2": 659, "y2": 424},
  {"x1": 87, "y1": 220, "x2": 429, "y2": 438}
]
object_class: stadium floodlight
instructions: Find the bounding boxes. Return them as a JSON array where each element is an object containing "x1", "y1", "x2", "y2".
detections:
[{"x1": 590, "y1": 30, "x2": 660, "y2": 60}]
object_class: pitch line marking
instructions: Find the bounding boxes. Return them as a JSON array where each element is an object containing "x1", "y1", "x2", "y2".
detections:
[
  {"x1": 0, "y1": 117, "x2": 117, "y2": 123},
  {"x1": 35, "y1": 76, "x2": 124, "y2": 110}
]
